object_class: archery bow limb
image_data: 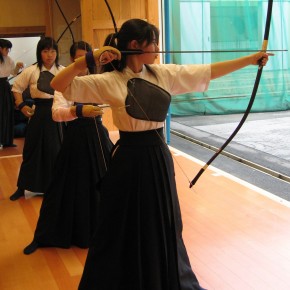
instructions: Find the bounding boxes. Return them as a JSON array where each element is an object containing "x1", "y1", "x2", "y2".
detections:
[
  {"x1": 189, "y1": 0, "x2": 274, "y2": 188},
  {"x1": 54, "y1": 0, "x2": 75, "y2": 44},
  {"x1": 56, "y1": 14, "x2": 81, "y2": 43},
  {"x1": 104, "y1": 0, "x2": 118, "y2": 34}
]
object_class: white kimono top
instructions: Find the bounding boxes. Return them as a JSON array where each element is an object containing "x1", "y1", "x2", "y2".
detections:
[
  {"x1": 63, "y1": 64, "x2": 211, "y2": 132},
  {"x1": 12, "y1": 63, "x2": 64, "y2": 99},
  {"x1": 0, "y1": 56, "x2": 16, "y2": 77}
]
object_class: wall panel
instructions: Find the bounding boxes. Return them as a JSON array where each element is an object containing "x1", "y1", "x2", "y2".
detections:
[
  {"x1": 81, "y1": 0, "x2": 158, "y2": 50},
  {"x1": 80, "y1": 0, "x2": 159, "y2": 131}
]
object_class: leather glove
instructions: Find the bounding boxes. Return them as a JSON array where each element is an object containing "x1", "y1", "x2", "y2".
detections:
[
  {"x1": 82, "y1": 105, "x2": 104, "y2": 117},
  {"x1": 95, "y1": 46, "x2": 121, "y2": 64},
  {"x1": 76, "y1": 46, "x2": 121, "y2": 71},
  {"x1": 71, "y1": 105, "x2": 104, "y2": 118}
]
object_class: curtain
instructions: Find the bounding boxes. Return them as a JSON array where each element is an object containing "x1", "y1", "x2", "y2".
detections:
[{"x1": 164, "y1": 0, "x2": 290, "y2": 116}]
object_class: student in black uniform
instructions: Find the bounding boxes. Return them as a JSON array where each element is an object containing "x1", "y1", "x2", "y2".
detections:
[
  {"x1": 0, "y1": 39, "x2": 24, "y2": 149},
  {"x1": 10, "y1": 37, "x2": 64, "y2": 201},
  {"x1": 23, "y1": 41, "x2": 113, "y2": 254},
  {"x1": 51, "y1": 19, "x2": 269, "y2": 290}
]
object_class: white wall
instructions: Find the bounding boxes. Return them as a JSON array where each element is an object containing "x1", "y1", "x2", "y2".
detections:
[{"x1": 7, "y1": 36, "x2": 41, "y2": 83}]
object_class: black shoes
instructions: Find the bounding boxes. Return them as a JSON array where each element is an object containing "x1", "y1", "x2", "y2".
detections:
[
  {"x1": 0, "y1": 144, "x2": 17, "y2": 150},
  {"x1": 10, "y1": 188, "x2": 24, "y2": 201},
  {"x1": 4, "y1": 144, "x2": 17, "y2": 147},
  {"x1": 23, "y1": 240, "x2": 39, "y2": 255}
]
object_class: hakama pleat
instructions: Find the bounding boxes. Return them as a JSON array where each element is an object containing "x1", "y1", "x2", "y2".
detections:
[
  {"x1": 17, "y1": 98, "x2": 63, "y2": 193},
  {"x1": 33, "y1": 117, "x2": 113, "y2": 248},
  {"x1": 79, "y1": 129, "x2": 202, "y2": 290},
  {"x1": 0, "y1": 78, "x2": 14, "y2": 146}
]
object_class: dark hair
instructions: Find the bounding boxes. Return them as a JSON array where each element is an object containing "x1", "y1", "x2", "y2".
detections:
[
  {"x1": 70, "y1": 41, "x2": 92, "y2": 58},
  {"x1": 36, "y1": 37, "x2": 59, "y2": 69},
  {"x1": 0, "y1": 39, "x2": 13, "y2": 63},
  {"x1": 70, "y1": 41, "x2": 95, "y2": 74},
  {"x1": 102, "y1": 19, "x2": 159, "y2": 72}
]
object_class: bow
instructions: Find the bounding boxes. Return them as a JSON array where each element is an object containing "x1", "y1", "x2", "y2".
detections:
[
  {"x1": 104, "y1": 0, "x2": 118, "y2": 34},
  {"x1": 189, "y1": 0, "x2": 274, "y2": 188},
  {"x1": 54, "y1": 0, "x2": 76, "y2": 44},
  {"x1": 56, "y1": 14, "x2": 81, "y2": 44}
]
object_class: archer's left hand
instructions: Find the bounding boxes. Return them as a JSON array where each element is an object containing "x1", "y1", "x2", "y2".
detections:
[{"x1": 251, "y1": 51, "x2": 272, "y2": 66}]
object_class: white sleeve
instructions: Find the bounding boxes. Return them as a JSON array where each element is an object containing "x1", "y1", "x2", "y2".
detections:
[
  {"x1": 52, "y1": 90, "x2": 76, "y2": 122},
  {"x1": 11, "y1": 65, "x2": 34, "y2": 93},
  {"x1": 9, "y1": 58, "x2": 17, "y2": 76},
  {"x1": 153, "y1": 64, "x2": 211, "y2": 95},
  {"x1": 62, "y1": 74, "x2": 107, "y2": 103}
]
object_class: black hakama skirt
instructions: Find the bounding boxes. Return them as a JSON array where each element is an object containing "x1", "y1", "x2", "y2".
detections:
[
  {"x1": 0, "y1": 77, "x2": 14, "y2": 146},
  {"x1": 32, "y1": 116, "x2": 113, "y2": 248},
  {"x1": 17, "y1": 98, "x2": 63, "y2": 193},
  {"x1": 78, "y1": 128, "x2": 203, "y2": 290}
]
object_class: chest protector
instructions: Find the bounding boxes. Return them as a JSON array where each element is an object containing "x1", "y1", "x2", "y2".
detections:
[
  {"x1": 126, "y1": 78, "x2": 171, "y2": 122},
  {"x1": 37, "y1": 71, "x2": 55, "y2": 95}
]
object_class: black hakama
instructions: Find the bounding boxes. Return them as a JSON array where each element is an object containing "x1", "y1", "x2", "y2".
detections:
[
  {"x1": 31, "y1": 116, "x2": 113, "y2": 249},
  {"x1": 17, "y1": 98, "x2": 63, "y2": 193},
  {"x1": 79, "y1": 128, "x2": 203, "y2": 290},
  {"x1": 0, "y1": 77, "x2": 14, "y2": 146}
]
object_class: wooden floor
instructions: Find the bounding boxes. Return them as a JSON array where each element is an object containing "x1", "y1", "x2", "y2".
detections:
[{"x1": 1, "y1": 134, "x2": 290, "y2": 290}]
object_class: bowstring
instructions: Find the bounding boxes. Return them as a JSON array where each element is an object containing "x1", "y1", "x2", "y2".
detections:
[
  {"x1": 93, "y1": 115, "x2": 108, "y2": 172},
  {"x1": 102, "y1": 61, "x2": 191, "y2": 185}
]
